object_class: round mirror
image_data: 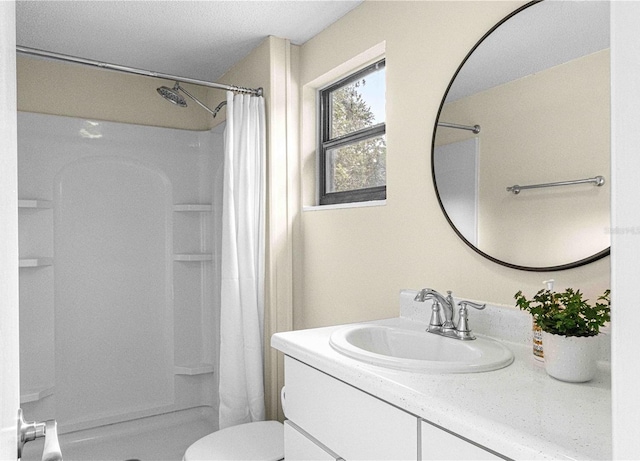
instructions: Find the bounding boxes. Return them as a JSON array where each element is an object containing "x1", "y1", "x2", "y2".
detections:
[{"x1": 432, "y1": 0, "x2": 610, "y2": 271}]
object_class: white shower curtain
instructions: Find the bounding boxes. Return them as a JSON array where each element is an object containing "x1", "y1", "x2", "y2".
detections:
[{"x1": 218, "y1": 91, "x2": 266, "y2": 429}]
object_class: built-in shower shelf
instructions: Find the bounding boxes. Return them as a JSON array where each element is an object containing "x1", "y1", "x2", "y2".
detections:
[
  {"x1": 174, "y1": 254, "x2": 213, "y2": 262},
  {"x1": 18, "y1": 199, "x2": 53, "y2": 209},
  {"x1": 20, "y1": 385, "x2": 55, "y2": 404},
  {"x1": 173, "y1": 204, "x2": 212, "y2": 212},
  {"x1": 174, "y1": 364, "x2": 214, "y2": 376},
  {"x1": 19, "y1": 257, "x2": 53, "y2": 268}
]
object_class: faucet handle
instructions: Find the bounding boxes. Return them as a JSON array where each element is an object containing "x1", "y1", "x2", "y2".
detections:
[
  {"x1": 428, "y1": 300, "x2": 445, "y2": 329},
  {"x1": 455, "y1": 300, "x2": 486, "y2": 340},
  {"x1": 458, "y1": 300, "x2": 486, "y2": 311}
]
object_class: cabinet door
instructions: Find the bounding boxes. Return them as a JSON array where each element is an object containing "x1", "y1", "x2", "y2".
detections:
[
  {"x1": 285, "y1": 357, "x2": 418, "y2": 461},
  {"x1": 421, "y1": 420, "x2": 505, "y2": 460},
  {"x1": 285, "y1": 421, "x2": 342, "y2": 461}
]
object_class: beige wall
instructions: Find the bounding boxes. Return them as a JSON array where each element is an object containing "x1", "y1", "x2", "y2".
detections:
[
  {"x1": 296, "y1": 1, "x2": 610, "y2": 330},
  {"x1": 437, "y1": 50, "x2": 610, "y2": 267},
  {"x1": 17, "y1": 55, "x2": 213, "y2": 130}
]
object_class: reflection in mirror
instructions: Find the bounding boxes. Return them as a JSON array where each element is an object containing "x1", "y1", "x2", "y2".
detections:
[{"x1": 433, "y1": 0, "x2": 610, "y2": 271}]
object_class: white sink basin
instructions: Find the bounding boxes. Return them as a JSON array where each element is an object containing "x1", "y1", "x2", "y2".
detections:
[{"x1": 329, "y1": 324, "x2": 514, "y2": 373}]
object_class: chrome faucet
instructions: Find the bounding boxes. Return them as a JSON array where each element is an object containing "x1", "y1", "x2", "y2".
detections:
[
  {"x1": 414, "y1": 288, "x2": 456, "y2": 330},
  {"x1": 414, "y1": 288, "x2": 486, "y2": 340}
]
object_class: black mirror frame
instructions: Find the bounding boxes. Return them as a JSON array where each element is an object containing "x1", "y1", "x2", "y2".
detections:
[{"x1": 431, "y1": 0, "x2": 610, "y2": 272}]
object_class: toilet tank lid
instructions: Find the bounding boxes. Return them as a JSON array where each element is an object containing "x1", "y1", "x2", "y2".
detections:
[{"x1": 184, "y1": 420, "x2": 284, "y2": 461}]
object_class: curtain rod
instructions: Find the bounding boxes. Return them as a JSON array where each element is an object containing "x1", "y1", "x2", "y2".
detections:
[{"x1": 16, "y1": 45, "x2": 263, "y2": 97}]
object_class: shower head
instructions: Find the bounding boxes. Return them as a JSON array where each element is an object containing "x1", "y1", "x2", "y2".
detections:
[
  {"x1": 156, "y1": 81, "x2": 226, "y2": 118},
  {"x1": 157, "y1": 82, "x2": 187, "y2": 107}
]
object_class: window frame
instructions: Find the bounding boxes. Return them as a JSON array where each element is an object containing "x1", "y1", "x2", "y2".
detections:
[{"x1": 318, "y1": 59, "x2": 386, "y2": 206}]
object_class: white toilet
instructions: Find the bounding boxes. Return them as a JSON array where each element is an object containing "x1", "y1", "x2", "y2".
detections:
[{"x1": 183, "y1": 420, "x2": 284, "y2": 461}]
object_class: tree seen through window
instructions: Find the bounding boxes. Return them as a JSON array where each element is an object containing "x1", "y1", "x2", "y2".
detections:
[{"x1": 328, "y1": 77, "x2": 386, "y2": 193}]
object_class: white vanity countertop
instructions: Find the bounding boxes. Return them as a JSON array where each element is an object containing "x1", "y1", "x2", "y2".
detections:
[{"x1": 271, "y1": 316, "x2": 611, "y2": 460}]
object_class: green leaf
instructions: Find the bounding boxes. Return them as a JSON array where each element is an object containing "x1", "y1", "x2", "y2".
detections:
[{"x1": 514, "y1": 287, "x2": 610, "y2": 336}]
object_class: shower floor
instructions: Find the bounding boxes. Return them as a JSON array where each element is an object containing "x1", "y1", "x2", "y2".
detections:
[{"x1": 22, "y1": 408, "x2": 217, "y2": 461}]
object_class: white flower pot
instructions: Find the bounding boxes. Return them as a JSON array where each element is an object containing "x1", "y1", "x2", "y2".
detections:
[{"x1": 541, "y1": 331, "x2": 600, "y2": 383}]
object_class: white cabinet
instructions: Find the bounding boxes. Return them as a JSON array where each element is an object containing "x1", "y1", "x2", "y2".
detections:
[
  {"x1": 284, "y1": 357, "x2": 418, "y2": 460},
  {"x1": 283, "y1": 356, "x2": 509, "y2": 461},
  {"x1": 284, "y1": 421, "x2": 341, "y2": 461},
  {"x1": 421, "y1": 420, "x2": 504, "y2": 460}
]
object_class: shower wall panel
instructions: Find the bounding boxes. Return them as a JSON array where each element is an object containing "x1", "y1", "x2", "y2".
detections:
[
  {"x1": 55, "y1": 157, "x2": 174, "y2": 425},
  {"x1": 17, "y1": 112, "x2": 222, "y2": 432}
]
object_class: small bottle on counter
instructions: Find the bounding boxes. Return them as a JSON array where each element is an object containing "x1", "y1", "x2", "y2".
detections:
[
  {"x1": 532, "y1": 322, "x2": 544, "y2": 362},
  {"x1": 532, "y1": 279, "x2": 554, "y2": 363}
]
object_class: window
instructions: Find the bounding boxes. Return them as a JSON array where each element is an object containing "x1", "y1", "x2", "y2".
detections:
[{"x1": 319, "y1": 60, "x2": 386, "y2": 205}]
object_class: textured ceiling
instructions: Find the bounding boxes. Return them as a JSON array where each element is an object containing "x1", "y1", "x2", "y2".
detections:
[
  {"x1": 16, "y1": 1, "x2": 363, "y2": 83},
  {"x1": 17, "y1": 1, "x2": 609, "y2": 99}
]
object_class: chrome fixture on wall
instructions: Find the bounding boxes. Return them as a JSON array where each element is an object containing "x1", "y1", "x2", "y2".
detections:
[
  {"x1": 157, "y1": 83, "x2": 188, "y2": 107},
  {"x1": 506, "y1": 175, "x2": 606, "y2": 195},
  {"x1": 157, "y1": 81, "x2": 227, "y2": 118},
  {"x1": 437, "y1": 121, "x2": 481, "y2": 134}
]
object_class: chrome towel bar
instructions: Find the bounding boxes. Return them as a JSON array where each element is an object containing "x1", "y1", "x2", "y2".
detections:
[
  {"x1": 437, "y1": 122, "x2": 481, "y2": 134},
  {"x1": 506, "y1": 175, "x2": 605, "y2": 195}
]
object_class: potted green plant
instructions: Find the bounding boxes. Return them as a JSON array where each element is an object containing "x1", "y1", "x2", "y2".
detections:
[{"x1": 514, "y1": 288, "x2": 610, "y2": 382}]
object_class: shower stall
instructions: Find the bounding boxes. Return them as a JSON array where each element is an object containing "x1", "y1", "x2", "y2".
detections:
[
  {"x1": 15, "y1": 42, "x2": 266, "y2": 459},
  {"x1": 18, "y1": 112, "x2": 226, "y2": 460}
]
